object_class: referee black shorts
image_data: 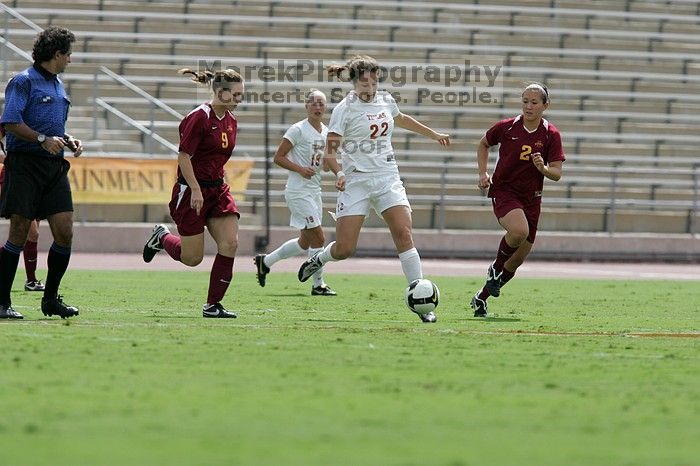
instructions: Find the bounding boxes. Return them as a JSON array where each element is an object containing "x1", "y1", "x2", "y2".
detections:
[{"x1": 0, "y1": 152, "x2": 73, "y2": 220}]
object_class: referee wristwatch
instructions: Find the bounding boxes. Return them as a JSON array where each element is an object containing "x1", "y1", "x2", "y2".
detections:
[{"x1": 37, "y1": 133, "x2": 46, "y2": 144}]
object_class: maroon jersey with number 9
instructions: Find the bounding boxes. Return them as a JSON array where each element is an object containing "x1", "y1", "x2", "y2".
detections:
[
  {"x1": 486, "y1": 115, "x2": 565, "y2": 198},
  {"x1": 178, "y1": 103, "x2": 238, "y2": 181}
]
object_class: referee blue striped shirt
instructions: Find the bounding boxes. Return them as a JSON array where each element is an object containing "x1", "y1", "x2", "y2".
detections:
[{"x1": 0, "y1": 63, "x2": 71, "y2": 157}]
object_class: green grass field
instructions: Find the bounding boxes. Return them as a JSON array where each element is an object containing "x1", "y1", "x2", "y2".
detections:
[{"x1": 1, "y1": 269, "x2": 698, "y2": 466}]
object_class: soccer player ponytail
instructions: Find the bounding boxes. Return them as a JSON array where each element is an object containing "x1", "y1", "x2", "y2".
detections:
[
  {"x1": 179, "y1": 68, "x2": 243, "y2": 91},
  {"x1": 326, "y1": 55, "x2": 380, "y2": 82}
]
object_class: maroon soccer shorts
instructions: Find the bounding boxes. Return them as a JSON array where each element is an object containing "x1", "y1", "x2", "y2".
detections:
[
  {"x1": 168, "y1": 182, "x2": 240, "y2": 236},
  {"x1": 490, "y1": 190, "x2": 541, "y2": 243}
]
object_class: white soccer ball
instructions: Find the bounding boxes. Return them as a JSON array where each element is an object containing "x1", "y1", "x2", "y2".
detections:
[{"x1": 404, "y1": 279, "x2": 440, "y2": 314}]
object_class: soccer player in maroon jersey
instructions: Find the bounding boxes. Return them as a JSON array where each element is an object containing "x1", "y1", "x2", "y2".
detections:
[
  {"x1": 0, "y1": 129, "x2": 44, "y2": 292},
  {"x1": 470, "y1": 83, "x2": 565, "y2": 317},
  {"x1": 142, "y1": 68, "x2": 244, "y2": 318}
]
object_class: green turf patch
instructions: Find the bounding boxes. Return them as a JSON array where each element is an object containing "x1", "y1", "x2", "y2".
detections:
[{"x1": 1, "y1": 270, "x2": 698, "y2": 466}]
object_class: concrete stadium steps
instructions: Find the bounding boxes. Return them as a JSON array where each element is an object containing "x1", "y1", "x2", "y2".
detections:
[
  {"x1": 64, "y1": 198, "x2": 698, "y2": 235},
  {"x1": 3, "y1": 0, "x2": 699, "y2": 235}
]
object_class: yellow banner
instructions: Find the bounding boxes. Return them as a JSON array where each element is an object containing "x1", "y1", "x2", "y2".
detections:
[{"x1": 68, "y1": 157, "x2": 253, "y2": 204}]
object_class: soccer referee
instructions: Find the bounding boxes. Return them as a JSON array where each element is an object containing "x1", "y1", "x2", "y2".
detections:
[{"x1": 0, "y1": 26, "x2": 82, "y2": 319}]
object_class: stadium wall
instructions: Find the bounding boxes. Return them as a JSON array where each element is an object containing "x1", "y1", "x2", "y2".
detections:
[{"x1": 1, "y1": 223, "x2": 697, "y2": 263}]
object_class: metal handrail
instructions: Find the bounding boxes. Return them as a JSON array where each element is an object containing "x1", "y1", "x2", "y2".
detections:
[
  {"x1": 0, "y1": 3, "x2": 41, "y2": 32},
  {"x1": 95, "y1": 98, "x2": 179, "y2": 154},
  {"x1": 0, "y1": 3, "x2": 40, "y2": 82},
  {"x1": 0, "y1": 35, "x2": 33, "y2": 61},
  {"x1": 98, "y1": 66, "x2": 182, "y2": 120},
  {"x1": 1, "y1": 3, "x2": 179, "y2": 156},
  {"x1": 92, "y1": 66, "x2": 182, "y2": 154}
]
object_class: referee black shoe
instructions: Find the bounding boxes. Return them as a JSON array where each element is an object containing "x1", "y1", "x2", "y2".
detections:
[
  {"x1": 0, "y1": 303, "x2": 24, "y2": 319},
  {"x1": 254, "y1": 254, "x2": 270, "y2": 287},
  {"x1": 202, "y1": 303, "x2": 237, "y2": 318},
  {"x1": 41, "y1": 295, "x2": 79, "y2": 319}
]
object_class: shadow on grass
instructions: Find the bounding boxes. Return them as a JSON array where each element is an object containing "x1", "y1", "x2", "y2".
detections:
[
  {"x1": 148, "y1": 314, "x2": 202, "y2": 319},
  {"x1": 305, "y1": 318, "x2": 357, "y2": 323},
  {"x1": 467, "y1": 317, "x2": 522, "y2": 322}
]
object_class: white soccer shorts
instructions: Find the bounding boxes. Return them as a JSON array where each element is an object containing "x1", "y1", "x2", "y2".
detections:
[
  {"x1": 336, "y1": 171, "x2": 411, "y2": 218},
  {"x1": 285, "y1": 190, "x2": 324, "y2": 229}
]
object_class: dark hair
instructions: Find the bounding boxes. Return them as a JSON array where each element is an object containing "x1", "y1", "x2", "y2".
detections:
[
  {"x1": 32, "y1": 26, "x2": 75, "y2": 63},
  {"x1": 178, "y1": 68, "x2": 243, "y2": 91},
  {"x1": 522, "y1": 82, "x2": 549, "y2": 104},
  {"x1": 327, "y1": 55, "x2": 380, "y2": 82}
]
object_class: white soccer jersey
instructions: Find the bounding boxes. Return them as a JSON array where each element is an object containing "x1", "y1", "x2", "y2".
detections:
[
  {"x1": 328, "y1": 90, "x2": 400, "y2": 174},
  {"x1": 282, "y1": 119, "x2": 328, "y2": 197}
]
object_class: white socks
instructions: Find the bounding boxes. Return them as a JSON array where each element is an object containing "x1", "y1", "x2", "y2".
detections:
[
  {"x1": 318, "y1": 241, "x2": 338, "y2": 265},
  {"x1": 264, "y1": 238, "x2": 305, "y2": 268},
  {"x1": 398, "y1": 247, "x2": 423, "y2": 283},
  {"x1": 308, "y1": 247, "x2": 325, "y2": 287}
]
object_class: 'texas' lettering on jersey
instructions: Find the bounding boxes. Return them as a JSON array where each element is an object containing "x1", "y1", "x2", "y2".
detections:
[{"x1": 365, "y1": 112, "x2": 388, "y2": 121}]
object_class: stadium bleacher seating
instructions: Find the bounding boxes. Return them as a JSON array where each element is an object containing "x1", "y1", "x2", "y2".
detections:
[{"x1": 1, "y1": 0, "x2": 698, "y2": 234}]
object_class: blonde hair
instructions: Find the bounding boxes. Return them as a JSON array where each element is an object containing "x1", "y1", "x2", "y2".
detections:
[
  {"x1": 178, "y1": 68, "x2": 243, "y2": 91},
  {"x1": 326, "y1": 55, "x2": 380, "y2": 82},
  {"x1": 305, "y1": 88, "x2": 326, "y2": 102}
]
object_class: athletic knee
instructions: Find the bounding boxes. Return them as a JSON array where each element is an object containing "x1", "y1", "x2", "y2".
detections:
[
  {"x1": 8, "y1": 217, "x2": 32, "y2": 244},
  {"x1": 302, "y1": 228, "x2": 324, "y2": 249},
  {"x1": 507, "y1": 228, "x2": 529, "y2": 246},
  {"x1": 332, "y1": 243, "x2": 354, "y2": 260},
  {"x1": 181, "y1": 253, "x2": 203, "y2": 267},
  {"x1": 53, "y1": 230, "x2": 73, "y2": 247},
  {"x1": 217, "y1": 238, "x2": 238, "y2": 257},
  {"x1": 310, "y1": 233, "x2": 325, "y2": 249},
  {"x1": 27, "y1": 226, "x2": 40, "y2": 242},
  {"x1": 393, "y1": 227, "x2": 414, "y2": 250}
]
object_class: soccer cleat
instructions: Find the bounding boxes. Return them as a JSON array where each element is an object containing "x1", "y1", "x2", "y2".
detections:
[
  {"x1": 24, "y1": 280, "x2": 45, "y2": 292},
  {"x1": 41, "y1": 295, "x2": 79, "y2": 319},
  {"x1": 202, "y1": 303, "x2": 237, "y2": 318},
  {"x1": 311, "y1": 284, "x2": 337, "y2": 296},
  {"x1": 470, "y1": 292, "x2": 488, "y2": 317},
  {"x1": 254, "y1": 254, "x2": 270, "y2": 287},
  {"x1": 0, "y1": 303, "x2": 24, "y2": 319},
  {"x1": 142, "y1": 224, "x2": 170, "y2": 263},
  {"x1": 416, "y1": 311, "x2": 437, "y2": 323},
  {"x1": 298, "y1": 253, "x2": 323, "y2": 283},
  {"x1": 484, "y1": 263, "x2": 503, "y2": 297}
]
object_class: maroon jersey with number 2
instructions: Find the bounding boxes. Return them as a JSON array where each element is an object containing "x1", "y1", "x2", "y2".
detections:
[{"x1": 486, "y1": 115, "x2": 565, "y2": 198}]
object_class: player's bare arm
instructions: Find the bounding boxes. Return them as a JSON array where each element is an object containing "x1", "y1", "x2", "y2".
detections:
[
  {"x1": 274, "y1": 138, "x2": 315, "y2": 180},
  {"x1": 177, "y1": 151, "x2": 203, "y2": 215},
  {"x1": 393, "y1": 113, "x2": 450, "y2": 146},
  {"x1": 476, "y1": 136, "x2": 492, "y2": 190},
  {"x1": 532, "y1": 154, "x2": 562, "y2": 181},
  {"x1": 324, "y1": 131, "x2": 345, "y2": 191}
]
